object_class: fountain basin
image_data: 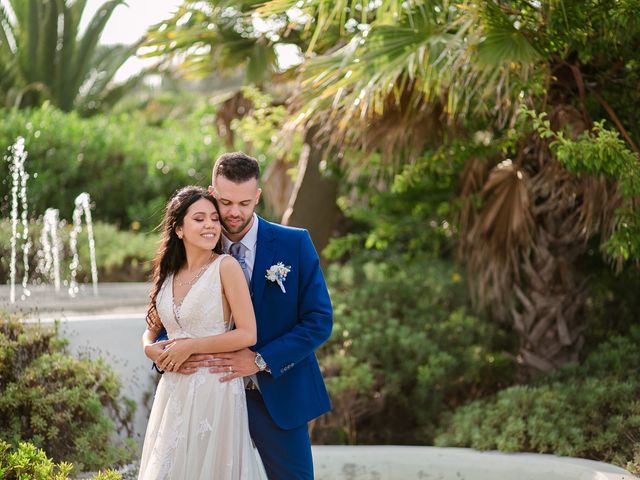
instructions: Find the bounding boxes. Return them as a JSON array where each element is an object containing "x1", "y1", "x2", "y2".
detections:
[{"x1": 312, "y1": 445, "x2": 638, "y2": 480}]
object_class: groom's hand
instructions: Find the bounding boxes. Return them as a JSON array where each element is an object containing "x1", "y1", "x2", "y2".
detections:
[
  {"x1": 209, "y1": 348, "x2": 259, "y2": 382},
  {"x1": 175, "y1": 354, "x2": 220, "y2": 375}
]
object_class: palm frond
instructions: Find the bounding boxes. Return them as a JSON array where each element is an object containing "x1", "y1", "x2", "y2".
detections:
[
  {"x1": 25, "y1": 0, "x2": 40, "y2": 80},
  {"x1": 54, "y1": 0, "x2": 79, "y2": 110},
  {"x1": 475, "y1": 2, "x2": 541, "y2": 66},
  {"x1": 0, "y1": 3, "x2": 16, "y2": 54},
  {"x1": 78, "y1": 62, "x2": 148, "y2": 116},
  {"x1": 0, "y1": 0, "x2": 143, "y2": 113},
  {"x1": 71, "y1": 0, "x2": 125, "y2": 97},
  {"x1": 37, "y1": 0, "x2": 59, "y2": 85},
  {"x1": 143, "y1": 2, "x2": 280, "y2": 82}
]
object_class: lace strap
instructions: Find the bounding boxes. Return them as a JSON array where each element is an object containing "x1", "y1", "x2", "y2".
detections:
[{"x1": 210, "y1": 254, "x2": 235, "y2": 331}]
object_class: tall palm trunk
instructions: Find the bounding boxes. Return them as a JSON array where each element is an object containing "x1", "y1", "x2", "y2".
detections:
[
  {"x1": 462, "y1": 127, "x2": 617, "y2": 376},
  {"x1": 512, "y1": 161, "x2": 590, "y2": 372},
  {"x1": 282, "y1": 125, "x2": 339, "y2": 257}
]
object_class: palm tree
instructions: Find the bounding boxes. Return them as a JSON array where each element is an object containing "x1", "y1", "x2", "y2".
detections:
[
  {"x1": 0, "y1": 0, "x2": 145, "y2": 115},
  {"x1": 139, "y1": 0, "x2": 640, "y2": 373},
  {"x1": 255, "y1": 0, "x2": 640, "y2": 374}
]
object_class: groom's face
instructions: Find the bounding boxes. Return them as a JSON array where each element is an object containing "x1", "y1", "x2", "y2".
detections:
[{"x1": 210, "y1": 175, "x2": 261, "y2": 238}]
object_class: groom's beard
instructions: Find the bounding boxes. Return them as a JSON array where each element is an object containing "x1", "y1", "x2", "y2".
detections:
[{"x1": 221, "y1": 215, "x2": 253, "y2": 236}]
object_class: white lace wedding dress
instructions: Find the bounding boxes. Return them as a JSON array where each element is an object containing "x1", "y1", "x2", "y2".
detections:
[{"x1": 138, "y1": 255, "x2": 267, "y2": 480}]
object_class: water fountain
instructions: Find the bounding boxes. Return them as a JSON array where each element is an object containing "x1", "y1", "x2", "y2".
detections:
[
  {"x1": 68, "y1": 192, "x2": 99, "y2": 297},
  {"x1": 7, "y1": 137, "x2": 31, "y2": 303},
  {"x1": 39, "y1": 208, "x2": 62, "y2": 292},
  {"x1": 5, "y1": 137, "x2": 99, "y2": 302}
]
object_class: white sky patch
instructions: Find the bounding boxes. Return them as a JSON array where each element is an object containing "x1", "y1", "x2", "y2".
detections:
[{"x1": 275, "y1": 43, "x2": 304, "y2": 70}]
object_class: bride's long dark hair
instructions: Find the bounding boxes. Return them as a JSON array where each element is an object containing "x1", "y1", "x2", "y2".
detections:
[{"x1": 146, "y1": 186, "x2": 223, "y2": 329}]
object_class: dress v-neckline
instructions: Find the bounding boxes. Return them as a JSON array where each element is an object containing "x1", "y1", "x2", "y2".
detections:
[{"x1": 171, "y1": 255, "x2": 221, "y2": 309}]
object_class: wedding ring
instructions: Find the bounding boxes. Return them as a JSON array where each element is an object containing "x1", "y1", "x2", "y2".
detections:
[{"x1": 228, "y1": 366, "x2": 233, "y2": 373}]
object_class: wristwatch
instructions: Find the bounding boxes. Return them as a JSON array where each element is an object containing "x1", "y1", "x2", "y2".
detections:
[{"x1": 254, "y1": 353, "x2": 269, "y2": 373}]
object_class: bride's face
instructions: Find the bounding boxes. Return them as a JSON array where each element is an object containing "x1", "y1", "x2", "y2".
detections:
[{"x1": 176, "y1": 198, "x2": 221, "y2": 252}]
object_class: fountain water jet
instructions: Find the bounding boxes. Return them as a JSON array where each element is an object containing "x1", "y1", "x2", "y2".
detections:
[
  {"x1": 39, "y1": 208, "x2": 62, "y2": 291},
  {"x1": 68, "y1": 192, "x2": 99, "y2": 297},
  {"x1": 6, "y1": 137, "x2": 31, "y2": 303}
]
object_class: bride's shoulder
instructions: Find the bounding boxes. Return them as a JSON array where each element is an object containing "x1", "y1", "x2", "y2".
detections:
[
  {"x1": 218, "y1": 255, "x2": 246, "y2": 285},
  {"x1": 218, "y1": 254, "x2": 240, "y2": 275}
]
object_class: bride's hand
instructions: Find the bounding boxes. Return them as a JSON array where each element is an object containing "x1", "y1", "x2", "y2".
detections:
[
  {"x1": 157, "y1": 339, "x2": 193, "y2": 372},
  {"x1": 144, "y1": 339, "x2": 173, "y2": 363}
]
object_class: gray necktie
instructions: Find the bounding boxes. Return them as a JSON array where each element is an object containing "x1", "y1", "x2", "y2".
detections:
[
  {"x1": 229, "y1": 241, "x2": 259, "y2": 390},
  {"x1": 229, "y1": 242, "x2": 251, "y2": 286}
]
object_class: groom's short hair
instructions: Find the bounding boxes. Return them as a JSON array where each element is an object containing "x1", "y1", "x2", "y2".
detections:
[{"x1": 213, "y1": 152, "x2": 260, "y2": 183}]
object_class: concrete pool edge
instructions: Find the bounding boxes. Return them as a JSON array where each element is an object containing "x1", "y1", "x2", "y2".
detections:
[{"x1": 311, "y1": 445, "x2": 638, "y2": 480}]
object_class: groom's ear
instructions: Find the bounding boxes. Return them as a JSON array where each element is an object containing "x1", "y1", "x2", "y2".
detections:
[
  {"x1": 256, "y1": 188, "x2": 262, "y2": 204},
  {"x1": 208, "y1": 185, "x2": 216, "y2": 196}
]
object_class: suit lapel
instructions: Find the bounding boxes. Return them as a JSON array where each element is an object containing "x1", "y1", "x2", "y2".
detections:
[{"x1": 251, "y1": 216, "x2": 276, "y2": 308}]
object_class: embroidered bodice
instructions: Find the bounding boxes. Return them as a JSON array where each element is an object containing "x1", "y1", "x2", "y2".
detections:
[{"x1": 156, "y1": 254, "x2": 228, "y2": 339}]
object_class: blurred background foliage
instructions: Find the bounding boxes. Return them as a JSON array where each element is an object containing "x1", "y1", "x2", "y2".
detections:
[{"x1": 1, "y1": 0, "x2": 640, "y2": 473}]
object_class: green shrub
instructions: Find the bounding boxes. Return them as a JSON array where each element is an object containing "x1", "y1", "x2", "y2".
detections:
[
  {"x1": 0, "y1": 440, "x2": 122, "y2": 480},
  {"x1": 435, "y1": 326, "x2": 640, "y2": 466},
  {"x1": 315, "y1": 253, "x2": 516, "y2": 444},
  {"x1": 0, "y1": 104, "x2": 227, "y2": 228},
  {"x1": 0, "y1": 219, "x2": 158, "y2": 283},
  {"x1": 0, "y1": 314, "x2": 135, "y2": 471}
]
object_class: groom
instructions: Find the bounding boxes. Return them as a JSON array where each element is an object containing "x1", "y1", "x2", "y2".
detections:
[{"x1": 180, "y1": 152, "x2": 333, "y2": 479}]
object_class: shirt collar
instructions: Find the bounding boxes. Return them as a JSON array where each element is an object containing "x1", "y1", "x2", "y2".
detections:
[{"x1": 222, "y1": 213, "x2": 259, "y2": 252}]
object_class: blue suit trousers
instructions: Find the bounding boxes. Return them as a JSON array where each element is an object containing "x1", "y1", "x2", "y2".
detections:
[{"x1": 246, "y1": 390, "x2": 314, "y2": 479}]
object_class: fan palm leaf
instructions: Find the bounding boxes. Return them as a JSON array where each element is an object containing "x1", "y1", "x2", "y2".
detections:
[
  {"x1": 274, "y1": 0, "x2": 541, "y2": 167},
  {"x1": 143, "y1": 1, "x2": 279, "y2": 84}
]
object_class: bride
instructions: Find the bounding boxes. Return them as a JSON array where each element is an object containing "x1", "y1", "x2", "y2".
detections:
[{"x1": 138, "y1": 186, "x2": 266, "y2": 479}]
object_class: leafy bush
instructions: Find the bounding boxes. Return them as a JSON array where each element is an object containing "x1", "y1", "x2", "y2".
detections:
[
  {"x1": 0, "y1": 104, "x2": 227, "y2": 228},
  {"x1": 0, "y1": 313, "x2": 135, "y2": 471},
  {"x1": 315, "y1": 252, "x2": 516, "y2": 445},
  {"x1": 579, "y1": 252, "x2": 640, "y2": 352},
  {"x1": 0, "y1": 440, "x2": 121, "y2": 480},
  {"x1": 435, "y1": 326, "x2": 640, "y2": 467},
  {"x1": 0, "y1": 219, "x2": 158, "y2": 283}
]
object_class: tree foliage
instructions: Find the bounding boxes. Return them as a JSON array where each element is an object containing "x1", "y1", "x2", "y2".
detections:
[
  {"x1": 142, "y1": 1, "x2": 284, "y2": 84},
  {"x1": 246, "y1": 0, "x2": 640, "y2": 373}
]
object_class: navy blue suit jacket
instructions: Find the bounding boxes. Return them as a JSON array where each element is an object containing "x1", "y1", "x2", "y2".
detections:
[{"x1": 250, "y1": 216, "x2": 332, "y2": 429}]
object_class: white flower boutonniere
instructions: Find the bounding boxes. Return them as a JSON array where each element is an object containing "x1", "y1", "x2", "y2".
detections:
[{"x1": 265, "y1": 262, "x2": 291, "y2": 293}]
